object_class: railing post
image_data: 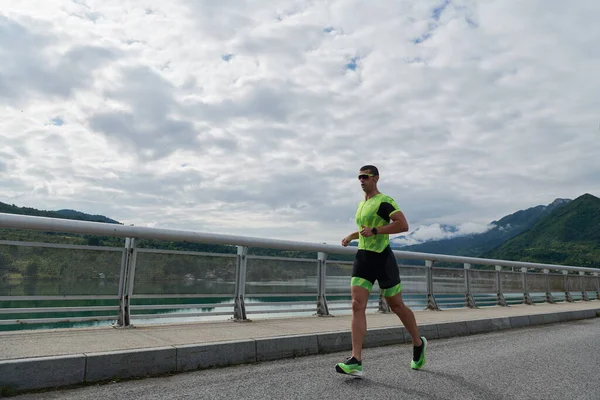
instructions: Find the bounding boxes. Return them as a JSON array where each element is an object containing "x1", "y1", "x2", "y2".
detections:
[
  {"x1": 580, "y1": 271, "x2": 590, "y2": 301},
  {"x1": 316, "y1": 252, "x2": 331, "y2": 316},
  {"x1": 544, "y1": 269, "x2": 555, "y2": 304},
  {"x1": 595, "y1": 272, "x2": 600, "y2": 301},
  {"x1": 425, "y1": 260, "x2": 440, "y2": 310},
  {"x1": 123, "y1": 238, "x2": 137, "y2": 327},
  {"x1": 233, "y1": 246, "x2": 248, "y2": 321},
  {"x1": 378, "y1": 292, "x2": 391, "y2": 313},
  {"x1": 522, "y1": 267, "x2": 533, "y2": 305},
  {"x1": 495, "y1": 265, "x2": 507, "y2": 306},
  {"x1": 114, "y1": 237, "x2": 134, "y2": 328},
  {"x1": 464, "y1": 263, "x2": 476, "y2": 308},
  {"x1": 563, "y1": 270, "x2": 574, "y2": 302}
]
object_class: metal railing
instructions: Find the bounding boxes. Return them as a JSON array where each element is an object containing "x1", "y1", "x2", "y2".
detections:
[{"x1": 0, "y1": 212, "x2": 599, "y2": 330}]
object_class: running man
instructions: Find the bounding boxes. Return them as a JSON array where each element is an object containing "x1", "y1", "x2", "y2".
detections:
[{"x1": 335, "y1": 165, "x2": 426, "y2": 377}]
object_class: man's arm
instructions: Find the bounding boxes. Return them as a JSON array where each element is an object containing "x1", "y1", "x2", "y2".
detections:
[
  {"x1": 361, "y1": 210, "x2": 409, "y2": 237},
  {"x1": 376, "y1": 210, "x2": 409, "y2": 234},
  {"x1": 341, "y1": 231, "x2": 359, "y2": 246}
]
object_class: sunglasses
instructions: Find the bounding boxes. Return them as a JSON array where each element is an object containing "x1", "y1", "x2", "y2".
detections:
[{"x1": 358, "y1": 173, "x2": 374, "y2": 180}]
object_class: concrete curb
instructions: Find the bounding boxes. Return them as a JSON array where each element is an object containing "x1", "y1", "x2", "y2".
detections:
[{"x1": 1, "y1": 307, "x2": 599, "y2": 395}]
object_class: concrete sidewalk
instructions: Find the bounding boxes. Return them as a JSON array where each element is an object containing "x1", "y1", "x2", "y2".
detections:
[{"x1": 1, "y1": 301, "x2": 599, "y2": 394}]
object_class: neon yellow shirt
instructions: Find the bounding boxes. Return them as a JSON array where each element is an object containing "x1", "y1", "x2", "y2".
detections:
[{"x1": 355, "y1": 193, "x2": 400, "y2": 253}]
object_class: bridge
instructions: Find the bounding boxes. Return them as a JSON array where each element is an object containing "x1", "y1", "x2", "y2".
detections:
[{"x1": 1, "y1": 213, "x2": 599, "y2": 396}]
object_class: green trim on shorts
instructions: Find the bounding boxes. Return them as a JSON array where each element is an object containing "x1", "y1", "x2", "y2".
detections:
[
  {"x1": 351, "y1": 277, "x2": 373, "y2": 292},
  {"x1": 381, "y1": 282, "x2": 402, "y2": 297}
]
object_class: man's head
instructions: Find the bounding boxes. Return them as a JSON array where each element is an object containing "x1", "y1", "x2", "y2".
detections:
[{"x1": 358, "y1": 165, "x2": 379, "y2": 192}]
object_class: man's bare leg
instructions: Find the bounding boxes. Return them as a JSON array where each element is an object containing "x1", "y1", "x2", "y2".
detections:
[
  {"x1": 385, "y1": 292, "x2": 422, "y2": 346},
  {"x1": 350, "y1": 285, "x2": 370, "y2": 360}
]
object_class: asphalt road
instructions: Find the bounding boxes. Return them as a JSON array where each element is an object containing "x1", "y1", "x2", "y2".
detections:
[{"x1": 12, "y1": 318, "x2": 600, "y2": 400}]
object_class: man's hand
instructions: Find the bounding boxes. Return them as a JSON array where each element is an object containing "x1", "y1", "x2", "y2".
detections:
[
  {"x1": 342, "y1": 231, "x2": 359, "y2": 246},
  {"x1": 360, "y1": 225, "x2": 375, "y2": 237}
]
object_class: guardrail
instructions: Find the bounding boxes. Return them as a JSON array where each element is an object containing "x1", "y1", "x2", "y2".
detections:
[{"x1": 1, "y1": 212, "x2": 599, "y2": 329}]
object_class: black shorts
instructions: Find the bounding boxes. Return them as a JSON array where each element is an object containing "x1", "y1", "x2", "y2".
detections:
[{"x1": 351, "y1": 246, "x2": 402, "y2": 296}]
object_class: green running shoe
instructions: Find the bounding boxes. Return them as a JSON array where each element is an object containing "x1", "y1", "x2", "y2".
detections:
[
  {"x1": 411, "y1": 336, "x2": 427, "y2": 370},
  {"x1": 335, "y1": 356, "x2": 363, "y2": 377}
]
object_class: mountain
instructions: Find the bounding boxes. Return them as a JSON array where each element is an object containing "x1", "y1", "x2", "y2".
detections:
[
  {"x1": 394, "y1": 198, "x2": 572, "y2": 260},
  {"x1": 54, "y1": 209, "x2": 120, "y2": 224},
  {"x1": 482, "y1": 194, "x2": 600, "y2": 267},
  {"x1": 0, "y1": 202, "x2": 121, "y2": 224}
]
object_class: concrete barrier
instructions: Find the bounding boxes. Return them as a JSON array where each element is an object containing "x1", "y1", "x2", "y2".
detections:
[
  {"x1": 363, "y1": 327, "x2": 406, "y2": 348},
  {"x1": 466, "y1": 319, "x2": 494, "y2": 335},
  {"x1": 508, "y1": 315, "x2": 530, "y2": 329},
  {"x1": 437, "y1": 321, "x2": 469, "y2": 338},
  {"x1": 0, "y1": 355, "x2": 85, "y2": 392},
  {"x1": 255, "y1": 334, "x2": 319, "y2": 362},
  {"x1": 176, "y1": 340, "x2": 256, "y2": 372},
  {"x1": 85, "y1": 347, "x2": 177, "y2": 383},
  {"x1": 316, "y1": 331, "x2": 352, "y2": 354},
  {"x1": 489, "y1": 317, "x2": 511, "y2": 331}
]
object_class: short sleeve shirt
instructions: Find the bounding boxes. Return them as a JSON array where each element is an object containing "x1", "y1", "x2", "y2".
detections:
[{"x1": 355, "y1": 193, "x2": 401, "y2": 253}]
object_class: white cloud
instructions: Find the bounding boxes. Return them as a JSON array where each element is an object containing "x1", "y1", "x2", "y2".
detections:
[
  {"x1": 391, "y1": 222, "x2": 494, "y2": 246},
  {"x1": 1, "y1": 0, "x2": 599, "y2": 245}
]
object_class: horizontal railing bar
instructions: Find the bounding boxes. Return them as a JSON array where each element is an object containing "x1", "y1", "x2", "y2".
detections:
[
  {"x1": 245, "y1": 293, "x2": 316, "y2": 298},
  {"x1": 0, "y1": 240, "x2": 123, "y2": 252},
  {"x1": 433, "y1": 297, "x2": 466, "y2": 301},
  {"x1": 1, "y1": 212, "x2": 596, "y2": 273},
  {"x1": 130, "y1": 294, "x2": 234, "y2": 299},
  {"x1": 0, "y1": 316, "x2": 117, "y2": 325},
  {"x1": 314, "y1": 300, "x2": 349, "y2": 304},
  {"x1": 135, "y1": 248, "x2": 236, "y2": 257},
  {"x1": 327, "y1": 291, "x2": 380, "y2": 297},
  {"x1": 433, "y1": 267, "x2": 471, "y2": 272},
  {"x1": 130, "y1": 311, "x2": 233, "y2": 319},
  {"x1": 130, "y1": 306, "x2": 383, "y2": 318},
  {"x1": 429, "y1": 292, "x2": 469, "y2": 295},
  {"x1": 246, "y1": 308, "x2": 318, "y2": 315},
  {"x1": 427, "y1": 292, "x2": 465, "y2": 296},
  {"x1": 425, "y1": 261, "x2": 596, "y2": 273},
  {"x1": 245, "y1": 301, "x2": 314, "y2": 307},
  {"x1": 130, "y1": 304, "x2": 232, "y2": 311},
  {"x1": 247, "y1": 255, "x2": 319, "y2": 263},
  {"x1": 0, "y1": 295, "x2": 118, "y2": 301},
  {"x1": 329, "y1": 305, "x2": 377, "y2": 311},
  {"x1": 435, "y1": 297, "x2": 467, "y2": 301},
  {"x1": 0, "y1": 306, "x2": 119, "y2": 314}
]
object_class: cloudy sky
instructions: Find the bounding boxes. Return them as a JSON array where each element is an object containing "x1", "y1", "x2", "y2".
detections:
[{"x1": 1, "y1": 0, "x2": 599, "y2": 245}]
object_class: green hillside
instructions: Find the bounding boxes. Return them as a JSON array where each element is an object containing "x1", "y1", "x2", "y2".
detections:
[
  {"x1": 0, "y1": 202, "x2": 120, "y2": 224},
  {"x1": 482, "y1": 193, "x2": 600, "y2": 268}
]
